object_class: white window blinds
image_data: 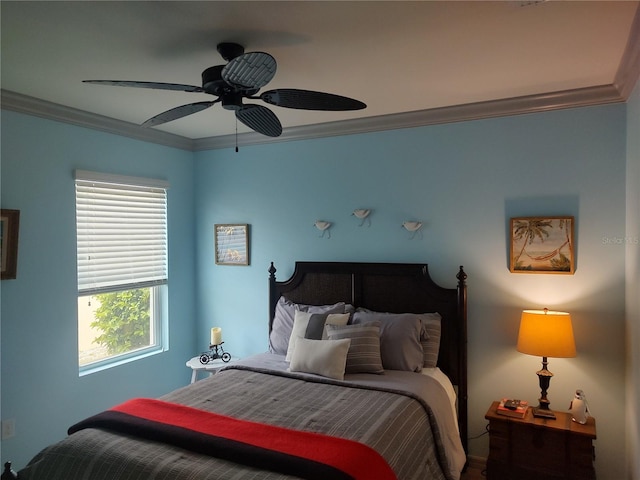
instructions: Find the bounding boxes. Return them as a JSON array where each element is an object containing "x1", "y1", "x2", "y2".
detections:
[{"x1": 75, "y1": 171, "x2": 169, "y2": 295}]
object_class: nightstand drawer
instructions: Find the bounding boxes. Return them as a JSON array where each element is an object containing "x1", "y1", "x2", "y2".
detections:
[
  {"x1": 511, "y1": 424, "x2": 566, "y2": 473},
  {"x1": 488, "y1": 435, "x2": 509, "y2": 461},
  {"x1": 568, "y1": 438, "x2": 594, "y2": 458},
  {"x1": 568, "y1": 434, "x2": 596, "y2": 478},
  {"x1": 488, "y1": 420, "x2": 509, "y2": 438}
]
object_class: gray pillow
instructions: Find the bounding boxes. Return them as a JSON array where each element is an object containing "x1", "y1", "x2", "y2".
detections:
[
  {"x1": 287, "y1": 311, "x2": 349, "y2": 361},
  {"x1": 305, "y1": 312, "x2": 350, "y2": 340},
  {"x1": 352, "y1": 310, "x2": 424, "y2": 372},
  {"x1": 326, "y1": 321, "x2": 384, "y2": 374},
  {"x1": 269, "y1": 297, "x2": 346, "y2": 355},
  {"x1": 305, "y1": 313, "x2": 330, "y2": 340}
]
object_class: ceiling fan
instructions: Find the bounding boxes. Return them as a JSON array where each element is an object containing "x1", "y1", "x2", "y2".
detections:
[{"x1": 83, "y1": 42, "x2": 367, "y2": 138}]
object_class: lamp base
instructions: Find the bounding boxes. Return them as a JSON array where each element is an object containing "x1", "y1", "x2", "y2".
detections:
[
  {"x1": 533, "y1": 357, "x2": 556, "y2": 419},
  {"x1": 532, "y1": 406, "x2": 556, "y2": 419}
]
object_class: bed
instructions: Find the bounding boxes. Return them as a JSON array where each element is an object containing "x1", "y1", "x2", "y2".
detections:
[{"x1": 18, "y1": 261, "x2": 468, "y2": 480}]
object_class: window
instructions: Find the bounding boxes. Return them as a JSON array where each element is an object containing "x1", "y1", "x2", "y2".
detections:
[{"x1": 75, "y1": 170, "x2": 169, "y2": 373}]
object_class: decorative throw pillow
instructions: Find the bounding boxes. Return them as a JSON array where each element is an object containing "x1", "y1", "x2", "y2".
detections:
[
  {"x1": 269, "y1": 297, "x2": 346, "y2": 355},
  {"x1": 289, "y1": 337, "x2": 351, "y2": 380},
  {"x1": 286, "y1": 311, "x2": 349, "y2": 361},
  {"x1": 304, "y1": 312, "x2": 350, "y2": 340},
  {"x1": 420, "y1": 313, "x2": 442, "y2": 368},
  {"x1": 352, "y1": 310, "x2": 424, "y2": 372},
  {"x1": 326, "y1": 322, "x2": 384, "y2": 374}
]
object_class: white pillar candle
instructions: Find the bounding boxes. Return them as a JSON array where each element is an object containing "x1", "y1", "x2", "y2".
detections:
[{"x1": 211, "y1": 327, "x2": 222, "y2": 345}]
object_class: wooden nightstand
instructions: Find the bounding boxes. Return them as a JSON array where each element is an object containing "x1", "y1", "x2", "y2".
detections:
[{"x1": 485, "y1": 401, "x2": 596, "y2": 480}]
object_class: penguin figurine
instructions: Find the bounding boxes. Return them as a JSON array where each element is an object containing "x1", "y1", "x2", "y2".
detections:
[{"x1": 569, "y1": 389, "x2": 589, "y2": 424}]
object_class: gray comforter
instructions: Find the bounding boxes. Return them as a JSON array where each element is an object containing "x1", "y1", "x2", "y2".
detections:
[{"x1": 19, "y1": 357, "x2": 463, "y2": 480}]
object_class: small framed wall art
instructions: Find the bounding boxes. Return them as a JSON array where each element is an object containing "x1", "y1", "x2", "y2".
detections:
[
  {"x1": 1, "y1": 209, "x2": 21, "y2": 280},
  {"x1": 510, "y1": 216, "x2": 574, "y2": 274},
  {"x1": 215, "y1": 224, "x2": 249, "y2": 266}
]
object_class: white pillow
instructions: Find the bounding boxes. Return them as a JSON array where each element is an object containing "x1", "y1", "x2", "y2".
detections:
[
  {"x1": 289, "y1": 337, "x2": 351, "y2": 380},
  {"x1": 286, "y1": 311, "x2": 349, "y2": 361}
]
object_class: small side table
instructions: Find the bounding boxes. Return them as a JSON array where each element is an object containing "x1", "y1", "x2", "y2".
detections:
[
  {"x1": 186, "y1": 356, "x2": 239, "y2": 383},
  {"x1": 485, "y1": 401, "x2": 596, "y2": 480}
]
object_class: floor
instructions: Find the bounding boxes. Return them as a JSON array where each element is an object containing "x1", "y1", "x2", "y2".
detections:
[{"x1": 460, "y1": 459, "x2": 486, "y2": 480}]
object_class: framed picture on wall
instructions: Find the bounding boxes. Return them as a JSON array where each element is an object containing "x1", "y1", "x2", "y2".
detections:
[
  {"x1": 1, "y1": 209, "x2": 21, "y2": 280},
  {"x1": 215, "y1": 224, "x2": 249, "y2": 266},
  {"x1": 510, "y1": 216, "x2": 575, "y2": 274}
]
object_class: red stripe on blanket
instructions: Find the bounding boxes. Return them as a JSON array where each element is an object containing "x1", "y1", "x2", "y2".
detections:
[{"x1": 111, "y1": 398, "x2": 396, "y2": 480}]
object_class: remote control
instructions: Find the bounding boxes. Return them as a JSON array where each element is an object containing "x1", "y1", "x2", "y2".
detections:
[{"x1": 504, "y1": 399, "x2": 520, "y2": 410}]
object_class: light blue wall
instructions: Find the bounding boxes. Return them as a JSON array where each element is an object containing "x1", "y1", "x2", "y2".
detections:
[
  {"x1": 195, "y1": 104, "x2": 627, "y2": 480},
  {"x1": 0, "y1": 111, "x2": 197, "y2": 467},
  {"x1": 0, "y1": 100, "x2": 631, "y2": 479}
]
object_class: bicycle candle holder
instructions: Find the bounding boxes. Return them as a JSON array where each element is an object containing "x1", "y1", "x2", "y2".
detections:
[{"x1": 200, "y1": 327, "x2": 231, "y2": 364}]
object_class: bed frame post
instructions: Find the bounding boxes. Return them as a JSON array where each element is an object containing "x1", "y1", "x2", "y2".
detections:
[
  {"x1": 2, "y1": 462, "x2": 18, "y2": 480},
  {"x1": 268, "y1": 262, "x2": 278, "y2": 333},
  {"x1": 456, "y1": 266, "x2": 468, "y2": 455}
]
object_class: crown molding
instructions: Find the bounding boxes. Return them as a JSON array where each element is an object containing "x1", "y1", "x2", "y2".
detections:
[
  {"x1": 193, "y1": 83, "x2": 625, "y2": 151},
  {"x1": 1, "y1": 90, "x2": 195, "y2": 151},
  {"x1": 0, "y1": 81, "x2": 628, "y2": 152}
]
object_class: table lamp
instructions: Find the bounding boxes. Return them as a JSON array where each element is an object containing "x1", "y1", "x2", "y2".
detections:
[{"x1": 516, "y1": 308, "x2": 576, "y2": 419}]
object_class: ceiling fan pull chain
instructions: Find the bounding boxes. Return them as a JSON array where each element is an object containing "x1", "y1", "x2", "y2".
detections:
[{"x1": 235, "y1": 117, "x2": 239, "y2": 153}]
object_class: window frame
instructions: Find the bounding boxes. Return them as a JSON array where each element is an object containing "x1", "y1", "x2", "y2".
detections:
[{"x1": 75, "y1": 170, "x2": 169, "y2": 375}]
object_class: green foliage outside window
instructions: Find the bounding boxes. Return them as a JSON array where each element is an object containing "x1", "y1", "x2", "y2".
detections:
[{"x1": 91, "y1": 288, "x2": 151, "y2": 354}]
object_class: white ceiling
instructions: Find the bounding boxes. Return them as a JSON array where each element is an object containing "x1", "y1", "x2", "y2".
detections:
[{"x1": 2, "y1": 1, "x2": 639, "y2": 149}]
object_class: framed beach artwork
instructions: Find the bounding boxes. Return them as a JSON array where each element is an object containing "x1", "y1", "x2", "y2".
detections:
[
  {"x1": 215, "y1": 224, "x2": 249, "y2": 266},
  {"x1": 1, "y1": 209, "x2": 21, "y2": 280},
  {"x1": 510, "y1": 216, "x2": 575, "y2": 274}
]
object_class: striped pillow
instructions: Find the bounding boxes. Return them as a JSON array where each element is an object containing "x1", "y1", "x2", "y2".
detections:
[
  {"x1": 420, "y1": 313, "x2": 442, "y2": 368},
  {"x1": 352, "y1": 311, "x2": 424, "y2": 372},
  {"x1": 326, "y1": 322, "x2": 384, "y2": 374}
]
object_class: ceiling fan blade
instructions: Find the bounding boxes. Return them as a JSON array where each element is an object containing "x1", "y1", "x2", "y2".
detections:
[
  {"x1": 260, "y1": 89, "x2": 366, "y2": 111},
  {"x1": 142, "y1": 101, "x2": 217, "y2": 127},
  {"x1": 222, "y1": 52, "x2": 277, "y2": 90},
  {"x1": 235, "y1": 104, "x2": 282, "y2": 137},
  {"x1": 83, "y1": 80, "x2": 204, "y2": 93}
]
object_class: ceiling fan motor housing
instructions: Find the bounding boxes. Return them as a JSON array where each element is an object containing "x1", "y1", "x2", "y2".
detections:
[
  {"x1": 221, "y1": 92, "x2": 244, "y2": 111},
  {"x1": 202, "y1": 65, "x2": 227, "y2": 95},
  {"x1": 202, "y1": 66, "x2": 254, "y2": 110}
]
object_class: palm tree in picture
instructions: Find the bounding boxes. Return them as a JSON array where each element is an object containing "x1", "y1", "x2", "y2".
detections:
[
  {"x1": 549, "y1": 218, "x2": 573, "y2": 271},
  {"x1": 512, "y1": 218, "x2": 572, "y2": 271}
]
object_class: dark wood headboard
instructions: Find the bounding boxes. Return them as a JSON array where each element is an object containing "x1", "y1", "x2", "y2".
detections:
[{"x1": 268, "y1": 261, "x2": 468, "y2": 453}]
